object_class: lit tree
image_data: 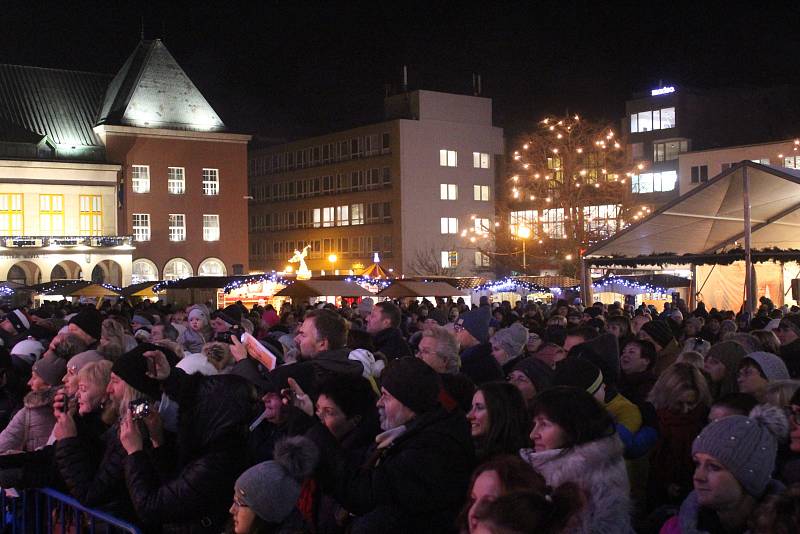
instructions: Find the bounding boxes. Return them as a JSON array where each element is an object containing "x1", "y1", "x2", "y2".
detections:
[{"x1": 466, "y1": 113, "x2": 647, "y2": 276}]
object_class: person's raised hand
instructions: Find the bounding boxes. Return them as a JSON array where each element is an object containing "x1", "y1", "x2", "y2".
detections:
[
  {"x1": 119, "y1": 412, "x2": 144, "y2": 455},
  {"x1": 230, "y1": 335, "x2": 248, "y2": 362},
  {"x1": 143, "y1": 350, "x2": 170, "y2": 380},
  {"x1": 143, "y1": 404, "x2": 165, "y2": 448},
  {"x1": 284, "y1": 377, "x2": 313, "y2": 416},
  {"x1": 53, "y1": 410, "x2": 77, "y2": 440}
]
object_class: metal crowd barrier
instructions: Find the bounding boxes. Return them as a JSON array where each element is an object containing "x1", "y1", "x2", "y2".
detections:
[{"x1": 1, "y1": 487, "x2": 141, "y2": 534}]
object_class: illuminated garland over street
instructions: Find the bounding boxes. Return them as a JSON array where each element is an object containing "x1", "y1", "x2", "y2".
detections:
[
  {"x1": 592, "y1": 275, "x2": 668, "y2": 295},
  {"x1": 222, "y1": 274, "x2": 289, "y2": 294}
]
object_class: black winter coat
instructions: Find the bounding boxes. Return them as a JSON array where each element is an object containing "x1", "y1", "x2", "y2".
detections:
[
  {"x1": 372, "y1": 328, "x2": 413, "y2": 360},
  {"x1": 123, "y1": 371, "x2": 254, "y2": 534},
  {"x1": 309, "y1": 406, "x2": 474, "y2": 534},
  {"x1": 780, "y1": 338, "x2": 800, "y2": 379}
]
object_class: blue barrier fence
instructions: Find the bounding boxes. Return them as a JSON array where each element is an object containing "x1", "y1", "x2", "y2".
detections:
[{"x1": 1, "y1": 487, "x2": 141, "y2": 534}]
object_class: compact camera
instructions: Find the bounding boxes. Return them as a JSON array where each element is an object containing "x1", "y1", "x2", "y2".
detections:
[{"x1": 129, "y1": 399, "x2": 151, "y2": 420}]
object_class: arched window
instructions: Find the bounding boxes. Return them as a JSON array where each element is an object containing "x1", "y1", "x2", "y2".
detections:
[
  {"x1": 132, "y1": 259, "x2": 159, "y2": 283},
  {"x1": 163, "y1": 258, "x2": 193, "y2": 281},
  {"x1": 198, "y1": 257, "x2": 227, "y2": 277}
]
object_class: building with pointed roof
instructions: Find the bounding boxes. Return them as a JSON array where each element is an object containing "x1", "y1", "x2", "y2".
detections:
[{"x1": 0, "y1": 40, "x2": 250, "y2": 286}]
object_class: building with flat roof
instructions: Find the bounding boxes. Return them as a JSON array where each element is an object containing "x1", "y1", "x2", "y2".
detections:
[
  {"x1": 248, "y1": 89, "x2": 504, "y2": 276},
  {"x1": 624, "y1": 84, "x2": 800, "y2": 207},
  {"x1": 0, "y1": 40, "x2": 250, "y2": 285}
]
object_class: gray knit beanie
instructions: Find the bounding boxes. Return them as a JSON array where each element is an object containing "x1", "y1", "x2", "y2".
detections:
[
  {"x1": 492, "y1": 326, "x2": 526, "y2": 359},
  {"x1": 234, "y1": 436, "x2": 319, "y2": 523},
  {"x1": 692, "y1": 404, "x2": 789, "y2": 497},
  {"x1": 31, "y1": 354, "x2": 67, "y2": 386},
  {"x1": 743, "y1": 351, "x2": 790, "y2": 381}
]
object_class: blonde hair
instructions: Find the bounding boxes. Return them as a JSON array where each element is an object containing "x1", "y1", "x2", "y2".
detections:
[
  {"x1": 647, "y1": 362, "x2": 712, "y2": 411},
  {"x1": 421, "y1": 325, "x2": 460, "y2": 374},
  {"x1": 763, "y1": 379, "x2": 800, "y2": 408},
  {"x1": 77, "y1": 360, "x2": 112, "y2": 390}
]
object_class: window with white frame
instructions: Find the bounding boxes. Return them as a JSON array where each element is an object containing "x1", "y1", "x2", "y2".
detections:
[
  {"x1": 322, "y1": 207, "x2": 335, "y2": 227},
  {"x1": 473, "y1": 185, "x2": 490, "y2": 201},
  {"x1": 198, "y1": 257, "x2": 226, "y2": 276},
  {"x1": 653, "y1": 140, "x2": 688, "y2": 162},
  {"x1": 351, "y1": 203, "x2": 364, "y2": 225},
  {"x1": 203, "y1": 214, "x2": 220, "y2": 241},
  {"x1": 474, "y1": 251, "x2": 490, "y2": 267},
  {"x1": 441, "y1": 250, "x2": 458, "y2": 269},
  {"x1": 132, "y1": 165, "x2": 150, "y2": 193},
  {"x1": 132, "y1": 213, "x2": 150, "y2": 241},
  {"x1": 163, "y1": 258, "x2": 193, "y2": 280},
  {"x1": 132, "y1": 259, "x2": 158, "y2": 283},
  {"x1": 439, "y1": 149, "x2": 457, "y2": 167},
  {"x1": 440, "y1": 184, "x2": 458, "y2": 200},
  {"x1": 168, "y1": 167, "x2": 186, "y2": 194},
  {"x1": 474, "y1": 218, "x2": 491, "y2": 234},
  {"x1": 440, "y1": 217, "x2": 458, "y2": 234},
  {"x1": 473, "y1": 152, "x2": 490, "y2": 168},
  {"x1": 313, "y1": 208, "x2": 321, "y2": 228},
  {"x1": 689, "y1": 166, "x2": 708, "y2": 184},
  {"x1": 202, "y1": 168, "x2": 219, "y2": 195},
  {"x1": 169, "y1": 214, "x2": 186, "y2": 241},
  {"x1": 336, "y1": 205, "x2": 349, "y2": 226}
]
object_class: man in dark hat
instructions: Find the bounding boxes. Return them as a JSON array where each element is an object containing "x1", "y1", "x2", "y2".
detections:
[
  {"x1": 0, "y1": 308, "x2": 31, "y2": 349},
  {"x1": 638, "y1": 319, "x2": 680, "y2": 375},
  {"x1": 68, "y1": 307, "x2": 103, "y2": 348},
  {"x1": 455, "y1": 307, "x2": 503, "y2": 384},
  {"x1": 776, "y1": 314, "x2": 800, "y2": 378},
  {"x1": 308, "y1": 357, "x2": 473, "y2": 533}
]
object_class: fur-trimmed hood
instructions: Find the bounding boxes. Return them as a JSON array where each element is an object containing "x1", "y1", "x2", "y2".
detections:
[
  {"x1": 521, "y1": 434, "x2": 633, "y2": 534},
  {"x1": 23, "y1": 387, "x2": 57, "y2": 409}
]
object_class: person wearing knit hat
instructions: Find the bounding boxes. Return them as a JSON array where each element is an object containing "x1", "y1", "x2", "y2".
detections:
[
  {"x1": 9, "y1": 337, "x2": 45, "y2": 367},
  {"x1": 2, "y1": 308, "x2": 30, "y2": 336},
  {"x1": 552, "y1": 357, "x2": 605, "y2": 402},
  {"x1": 357, "y1": 297, "x2": 374, "y2": 320},
  {"x1": 0, "y1": 354, "x2": 62, "y2": 453},
  {"x1": 661, "y1": 405, "x2": 789, "y2": 534},
  {"x1": 639, "y1": 319, "x2": 681, "y2": 375},
  {"x1": 68, "y1": 307, "x2": 103, "y2": 346},
  {"x1": 456, "y1": 307, "x2": 503, "y2": 384},
  {"x1": 110, "y1": 343, "x2": 166, "y2": 400},
  {"x1": 230, "y1": 436, "x2": 319, "y2": 533},
  {"x1": 211, "y1": 304, "x2": 243, "y2": 333},
  {"x1": 379, "y1": 357, "x2": 441, "y2": 427},
  {"x1": 490, "y1": 324, "x2": 528, "y2": 374},
  {"x1": 509, "y1": 357, "x2": 553, "y2": 411},
  {"x1": 426, "y1": 308, "x2": 448, "y2": 327},
  {"x1": 703, "y1": 340, "x2": 748, "y2": 401},
  {"x1": 62, "y1": 349, "x2": 105, "y2": 396},
  {"x1": 737, "y1": 351, "x2": 791, "y2": 401}
]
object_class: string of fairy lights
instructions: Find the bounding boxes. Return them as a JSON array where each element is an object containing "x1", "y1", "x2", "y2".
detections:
[{"x1": 473, "y1": 277, "x2": 550, "y2": 293}]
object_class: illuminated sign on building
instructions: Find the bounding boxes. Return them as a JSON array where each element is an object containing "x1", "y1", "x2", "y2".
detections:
[{"x1": 651, "y1": 86, "x2": 676, "y2": 96}]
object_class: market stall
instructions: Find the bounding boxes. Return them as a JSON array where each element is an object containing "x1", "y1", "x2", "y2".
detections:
[
  {"x1": 376, "y1": 280, "x2": 466, "y2": 300},
  {"x1": 584, "y1": 161, "x2": 800, "y2": 311}
]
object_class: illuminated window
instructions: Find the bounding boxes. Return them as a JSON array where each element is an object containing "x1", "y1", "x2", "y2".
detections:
[
  {"x1": 542, "y1": 208, "x2": 565, "y2": 239},
  {"x1": 475, "y1": 252, "x2": 490, "y2": 267},
  {"x1": 313, "y1": 208, "x2": 321, "y2": 228},
  {"x1": 631, "y1": 170, "x2": 678, "y2": 192},
  {"x1": 441, "y1": 250, "x2": 458, "y2": 269},
  {"x1": 583, "y1": 205, "x2": 621, "y2": 238},
  {"x1": 39, "y1": 194, "x2": 64, "y2": 235},
  {"x1": 351, "y1": 203, "x2": 364, "y2": 225},
  {"x1": 630, "y1": 107, "x2": 676, "y2": 133},
  {"x1": 79, "y1": 195, "x2": 102, "y2": 236},
  {"x1": 474, "y1": 218, "x2": 491, "y2": 234},
  {"x1": 163, "y1": 258, "x2": 193, "y2": 280},
  {"x1": 440, "y1": 184, "x2": 458, "y2": 200},
  {"x1": 440, "y1": 217, "x2": 458, "y2": 234},
  {"x1": 202, "y1": 168, "x2": 219, "y2": 195},
  {"x1": 322, "y1": 207, "x2": 335, "y2": 227},
  {"x1": 510, "y1": 210, "x2": 539, "y2": 238},
  {"x1": 168, "y1": 167, "x2": 186, "y2": 194},
  {"x1": 653, "y1": 140, "x2": 689, "y2": 162},
  {"x1": 132, "y1": 165, "x2": 150, "y2": 193},
  {"x1": 336, "y1": 205, "x2": 349, "y2": 226},
  {"x1": 199, "y1": 257, "x2": 226, "y2": 276},
  {"x1": 473, "y1": 152, "x2": 490, "y2": 168},
  {"x1": 785, "y1": 156, "x2": 800, "y2": 169},
  {"x1": 0, "y1": 194, "x2": 23, "y2": 235},
  {"x1": 169, "y1": 214, "x2": 186, "y2": 241},
  {"x1": 132, "y1": 259, "x2": 158, "y2": 283},
  {"x1": 439, "y1": 149, "x2": 457, "y2": 167},
  {"x1": 474, "y1": 185, "x2": 490, "y2": 201},
  {"x1": 203, "y1": 214, "x2": 220, "y2": 241},
  {"x1": 132, "y1": 213, "x2": 150, "y2": 241}
]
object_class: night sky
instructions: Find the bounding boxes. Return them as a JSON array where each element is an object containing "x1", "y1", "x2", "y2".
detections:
[{"x1": 4, "y1": 1, "x2": 799, "y2": 141}]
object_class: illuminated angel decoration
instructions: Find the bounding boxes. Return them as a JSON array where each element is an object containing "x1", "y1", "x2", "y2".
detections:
[{"x1": 289, "y1": 245, "x2": 312, "y2": 279}]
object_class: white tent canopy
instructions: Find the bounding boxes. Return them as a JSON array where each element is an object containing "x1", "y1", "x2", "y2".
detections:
[{"x1": 586, "y1": 162, "x2": 800, "y2": 258}]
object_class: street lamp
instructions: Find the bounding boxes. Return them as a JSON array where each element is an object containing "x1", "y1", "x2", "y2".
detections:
[
  {"x1": 516, "y1": 225, "x2": 531, "y2": 272},
  {"x1": 328, "y1": 254, "x2": 337, "y2": 274}
]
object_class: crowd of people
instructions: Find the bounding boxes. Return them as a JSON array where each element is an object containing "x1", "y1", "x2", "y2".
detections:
[{"x1": 0, "y1": 293, "x2": 798, "y2": 533}]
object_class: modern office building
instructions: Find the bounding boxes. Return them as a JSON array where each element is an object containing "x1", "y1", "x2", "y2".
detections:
[
  {"x1": 0, "y1": 40, "x2": 250, "y2": 285},
  {"x1": 248, "y1": 90, "x2": 504, "y2": 276},
  {"x1": 624, "y1": 84, "x2": 800, "y2": 207},
  {"x1": 679, "y1": 138, "x2": 800, "y2": 193}
]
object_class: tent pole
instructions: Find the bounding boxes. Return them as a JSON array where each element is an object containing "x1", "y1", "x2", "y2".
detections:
[
  {"x1": 580, "y1": 257, "x2": 592, "y2": 305},
  {"x1": 743, "y1": 166, "x2": 755, "y2": 315},
  {"x1": 689, "y1": 263, "x2": 697, "y2": 310}
]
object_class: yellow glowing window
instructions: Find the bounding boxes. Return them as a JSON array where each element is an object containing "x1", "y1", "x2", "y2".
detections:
[
  {"x1": 80, "y1": 195, "x2": 103, "y2": 236},
  {"x1": 0, "y1": 194, "x2": 23, "y2": 236},
  {"x1": 39, "y1": 194, "x2": 64, "y2": 235}
]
